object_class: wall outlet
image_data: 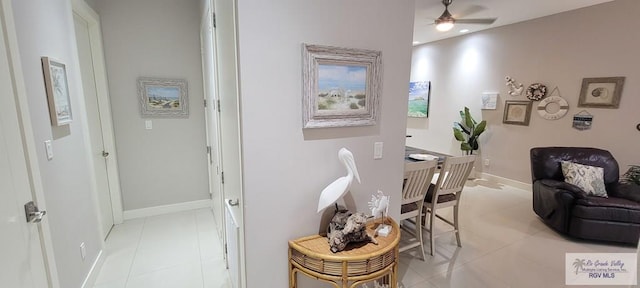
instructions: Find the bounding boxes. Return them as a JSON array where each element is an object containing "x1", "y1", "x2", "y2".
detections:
[
  {"x1": 80, "y1": 242, "x2": 86, "y2": 261},
  {"x1": 484, "y1": 158, "x2": 490, "y2": 167}
]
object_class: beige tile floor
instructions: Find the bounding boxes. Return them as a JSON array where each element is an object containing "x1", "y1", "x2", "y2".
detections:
[
  {"x1": 93, "y1": 180, "x2": 638, "y2": 288},
  {"x1": 92, "y1": 209, "x2": 230, "y2": 288},
  {"x1": 396, "y1": 179, "x2": 638, "y2": 288}
]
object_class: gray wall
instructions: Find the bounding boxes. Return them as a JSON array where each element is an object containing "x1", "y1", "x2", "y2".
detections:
[
  {"x1": 97, "y1": 0, "x2": 209, "y2": 210},
  {"x1": 12, "y1": 0, "x2": 102, "y2": 287},
  {"x1": 236, "y1": 0, "x2": 415, "y2": 286},
  {"x1": 408, "y1": 0, "x2": 640, "y2": 183}
]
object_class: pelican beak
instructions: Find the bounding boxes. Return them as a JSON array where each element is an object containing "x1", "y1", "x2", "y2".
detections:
[{"x1": 343, "y1": 150, "x2": 361, "y2": 184}]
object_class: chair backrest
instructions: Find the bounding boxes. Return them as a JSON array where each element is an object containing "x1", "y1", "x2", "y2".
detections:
[
  {"x1": 430, "y1": 155, "x2": 476, "y2": 203},
  {"x1": 403, "y1": 160, "x2": 438, "y2": 205}
]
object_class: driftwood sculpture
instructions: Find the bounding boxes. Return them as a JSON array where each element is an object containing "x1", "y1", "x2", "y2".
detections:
[{"x1": 327, "y1": 211, "x2": 377, "y2": 253}]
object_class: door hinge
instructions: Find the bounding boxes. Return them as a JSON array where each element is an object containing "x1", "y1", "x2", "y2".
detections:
[
  {"x1": 221, "y1": 171, "x2": 225, "y2": 184},
  {"x1": 204, "y1": 99, "x2": 207, "y2": 107},
  {"x1": 207, "y1": 146, "x2": 211, "y2": 154},
  {"x1": 212, "y1": 13, "x2": 216, "y2": 28},
  {"x1": 217, "y1": 99, "x2": 221, "y2": 112},
  {"x1": 224, "y1": 243, "x2": 227, "y2": 255}
]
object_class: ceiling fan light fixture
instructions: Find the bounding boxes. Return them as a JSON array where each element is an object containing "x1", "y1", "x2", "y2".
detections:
[{"x1": 435, "y1": 18, "x2": 454, "y2": 31}]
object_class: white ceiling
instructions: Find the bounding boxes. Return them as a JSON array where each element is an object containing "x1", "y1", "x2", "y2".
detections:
[{"x1": 413, "y1": 0, "x2": 614, "y2": 45}]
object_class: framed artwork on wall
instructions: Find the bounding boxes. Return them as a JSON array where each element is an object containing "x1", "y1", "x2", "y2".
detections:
[
  {"x1": 42, "y1": 57, "x2": 72, "y2": 126},
  {"x1": 137, "y1": 77, "x2": 189, "y2": 118},
  {"x1": 481, "y1": 92, "x2": 498, "y2": 110},
  {"x1": 503, "y1": 100, "x2": 532, "y2": 126},
  {"x1": 408, "y1": 81, "x2": 430, "y2": 118},
  {"x1": 302, "y1": 43, "x2": 382, "y2": 128},
  {"x1": 578, "y1": 77, "x2": 625, "y2": 108}
]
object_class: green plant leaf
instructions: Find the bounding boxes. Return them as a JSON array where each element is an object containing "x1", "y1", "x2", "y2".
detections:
[
  {"x1": 464, "y1": 107, "x2": 474, "y2": 129},
  {"x1": 461, "y1": 143, "x2": 472, "y2": 151},
  {"x1": 453, "y1": 128, "x2": 466, "y2": 141},
  {"x1": 473, "y1": 120, "x2": 487, "y2": 137}
]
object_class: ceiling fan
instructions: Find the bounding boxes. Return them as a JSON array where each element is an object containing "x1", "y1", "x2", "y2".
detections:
[{"x1": 434, "y1": 0, "x2": 497, "y2": 32}]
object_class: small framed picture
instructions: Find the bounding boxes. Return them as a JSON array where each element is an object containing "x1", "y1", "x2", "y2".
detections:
[
  {"x1": 42, "y1": 57, "x2": 72, "y2": 126},
  {"x1": 481, "y1": 92, "x2": 498, "y2": 110},
  {"x1": 503, "y1": 100, "x2": 532, "y2": 126},
  {"x1": 138, "y1": 77, "x2": 188, "y2": 118},
  {"x1": 578, "y1": 77, "x2": 625, "y2": 108}
]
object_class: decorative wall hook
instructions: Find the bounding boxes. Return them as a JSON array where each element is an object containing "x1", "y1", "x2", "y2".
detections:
[{"x1": 505, "y1": 76, "x2": 524, "y2": 96}]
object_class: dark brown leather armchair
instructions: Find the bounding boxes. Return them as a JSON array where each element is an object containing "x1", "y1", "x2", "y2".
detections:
[{"x1": 530, "y1": 147, "x2": 640, "y2": 245}]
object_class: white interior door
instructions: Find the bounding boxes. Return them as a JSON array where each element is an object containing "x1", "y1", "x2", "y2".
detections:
[
  {"x1": 200, "y1": 3, "x2": 225, "y2": 242},
  {"x1": 213, "y1": 0, "x2": 245, "y2": 286},
  {"x1": 0, "y1": 8, "x2": 50, "y2": 286},
  {"x1": 73, "y1": 13, "x2": 114, "y2": 239}
]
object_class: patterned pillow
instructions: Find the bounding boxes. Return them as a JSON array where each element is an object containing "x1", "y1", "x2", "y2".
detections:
[{"x1": 561, "y1": 161, "x2": 607, "y2": 197}]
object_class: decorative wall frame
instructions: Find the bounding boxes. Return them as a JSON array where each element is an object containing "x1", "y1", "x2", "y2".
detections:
[
  {"x1": 302, "y1": 44, "x2": 382, "y2": 128},
  {"x1": 138, "y1": 77, "x2": 188, "y2": 118},
  {"x1": 578, "y1": 77, "x2": 625, "y2": 108},
  {"x1": 481, "y1": 92, "x2": 498, "y2": 110},
  {"x1": 408, "y1": 81, "x2": 430, "y2": 117},
  {"x1": 503, "y1": 100, "x2": 532, "y2": 126},
  {"x1": 42, "y1": 57, "x2": 72, "y2": 126}
]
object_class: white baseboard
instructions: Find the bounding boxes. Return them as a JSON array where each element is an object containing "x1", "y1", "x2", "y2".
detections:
[
  {"x1": 81, "y1": 250, "x2": 104, "y2": 288},
  {"x1": 478, "y1": 172, "x2": 532, "y2": 191},
  {"x1": 123, "y1": 199, "x2": 212, "y2": 220}
]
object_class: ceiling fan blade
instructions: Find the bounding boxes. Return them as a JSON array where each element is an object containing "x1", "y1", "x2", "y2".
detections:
[{"x1": 455, "y1": 18, "x2": 497, "y2": 25}]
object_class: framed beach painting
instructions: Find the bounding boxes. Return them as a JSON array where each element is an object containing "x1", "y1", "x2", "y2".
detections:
[
  {"x1": 408, "y1": 81, "x2": 430, "y2": 118},
  {"x1": 302, "y1": 44, "x2": 382, "y2": 128},
  {"x1": 42, "y1": 57, "x2": 72, "y2": 126},
  {"x1": 578, "y1": 77, "x2": 625, "y2": 108},
  {"x1": 138, "y1": 77, "x2": 188, "y2": 118}
]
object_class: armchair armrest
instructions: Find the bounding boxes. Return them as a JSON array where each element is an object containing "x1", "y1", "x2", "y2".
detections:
[
  {"x1": 609, "y1": 183, "x2": 640, "y2": 202},
  {"x1": 538, "y1": 179, "x2": 590, "y2": 199},
  {"x1": 533, "y1": 179, "x2": 583, "y2": 233}
]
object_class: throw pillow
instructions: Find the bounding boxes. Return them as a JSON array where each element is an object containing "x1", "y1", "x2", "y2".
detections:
[{"x1": 561, "y1": 161, "x2": 607, "y2": 198}]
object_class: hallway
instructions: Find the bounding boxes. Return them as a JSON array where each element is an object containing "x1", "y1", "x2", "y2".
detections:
[{"x1": 93, "y1": 209, "x2": 230, "y2": 288}]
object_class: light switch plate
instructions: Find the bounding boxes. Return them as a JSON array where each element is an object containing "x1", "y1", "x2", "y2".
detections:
[
  {"x1": 44, "y1": 140, "x2": 53, "y2": 160},
  {"x1": 374, "y1": 142, "x2": 383, "y2": 159},
  {"x1": 145, "y1": 120, "x2": 153, "y2": 130}
]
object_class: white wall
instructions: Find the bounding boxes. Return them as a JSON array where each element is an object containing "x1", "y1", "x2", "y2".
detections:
[
  {"x1": 236, "y1": 0, "x2": 415, "y2": 286},
  {"x1": 11, "y1": 0, "x2": 102, "y2": 287},
  {"x1": 97, "y1": 0, "x2": 209, "y2": 210},
  {"x1": 408, "y1": 0, "x2": 640, "y2": 183}
]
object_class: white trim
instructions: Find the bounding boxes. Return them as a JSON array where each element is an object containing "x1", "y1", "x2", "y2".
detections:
[
  {"x1": 80, "y1": 250, "x2": 104, "y2": 288},
  {"x1": 72, "y1": 0, "x2": 124, "y2": 225},
  {"x1": 123, "y1": 199, "x2": 212, "y2": 220},
  {"x1": 479, "y1": 172, "x2": 532, "y2": 191},
  {"x1": 0, "y1": 0, "x2": 60, "y2": 286}
]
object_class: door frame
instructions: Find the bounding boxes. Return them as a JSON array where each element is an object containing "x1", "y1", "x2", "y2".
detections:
[
  {"x1": 72, "y1": 0, "x2": 124, "y2": 225},
  {"x1": 200, "y1": 0, "x2": 226, "y2": 248},
  {"x1": 0, "y1": 0, "x2": 60, "y2": 286}
]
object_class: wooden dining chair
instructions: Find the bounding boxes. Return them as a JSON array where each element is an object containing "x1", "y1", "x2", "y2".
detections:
[
  {"x1": 422, "y1": 155, "x2": 475, "y2": 256},
  {"x1": 399, "y1": 159, "x2": 438, "y2": 260}
]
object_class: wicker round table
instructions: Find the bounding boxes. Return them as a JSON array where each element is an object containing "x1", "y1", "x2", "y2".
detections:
[{"x1": 288, "y1": 219, "x2": 399, "y2": 288}]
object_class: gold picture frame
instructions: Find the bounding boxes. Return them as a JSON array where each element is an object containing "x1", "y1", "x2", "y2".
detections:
[{"x1": 578, "y1": 77, "x2": 625, "y2": 108}]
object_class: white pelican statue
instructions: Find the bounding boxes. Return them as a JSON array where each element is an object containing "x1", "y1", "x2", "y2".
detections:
[{"x1": 317, "y1": 148, "x2": 361, "y2": 213}]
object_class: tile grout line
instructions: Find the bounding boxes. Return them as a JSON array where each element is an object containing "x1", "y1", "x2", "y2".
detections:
[
  {"x1": 123, "y1": 217, "x2": 147, "y2": 287},
  {"x1": 194, "y1": 210, "x2": 207, "y2": 288}
]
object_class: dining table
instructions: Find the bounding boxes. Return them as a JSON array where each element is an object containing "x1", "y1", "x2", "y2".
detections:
[{"x1": 404, "y1": 146, "x2": 451, "y2": 165}]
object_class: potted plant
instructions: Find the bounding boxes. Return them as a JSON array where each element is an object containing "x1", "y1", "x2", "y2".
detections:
[
  {"x1": 622, "y1": 165, "x2": 640, "y2": 185},
  {"x1": 453, "y1": 107, "x2": 486, "y2": 155}
]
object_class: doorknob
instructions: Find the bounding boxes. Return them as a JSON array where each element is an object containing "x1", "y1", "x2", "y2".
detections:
[
  {"x1": 102, "y1": 151, "x2": 110, "y2": 158},
  {"x1": 24, "y1": 201, "x2": 46, "y2": 223}
]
